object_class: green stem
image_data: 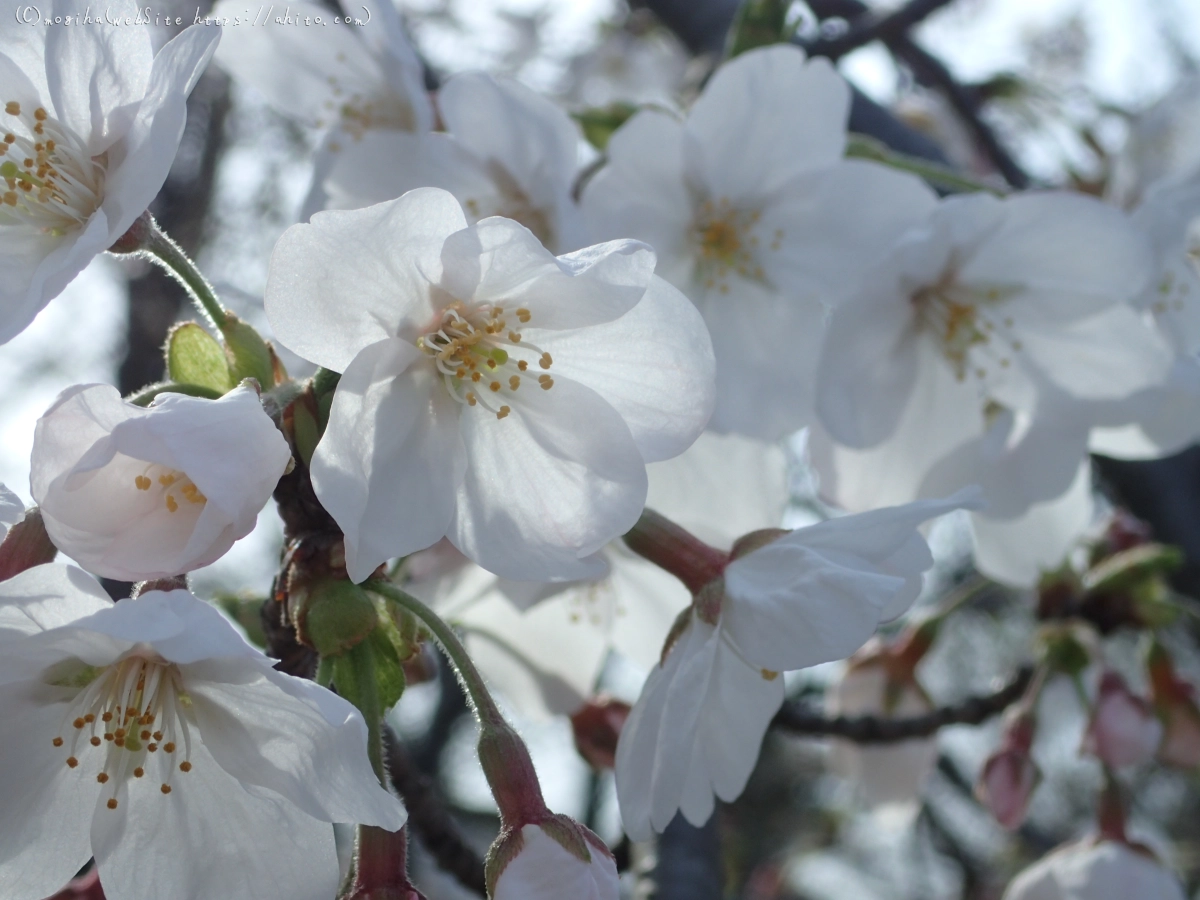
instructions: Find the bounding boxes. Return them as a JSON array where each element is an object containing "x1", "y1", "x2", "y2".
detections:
[
  {"x1": 846, "y1": 133, "x2": 1008, "y2": 195},
  {"x1": 365, "y1": 580, "x2": 504, "y2": 729},
  {"x1": 347, "y1": 643, "x2": 385, "y2": 783},
  {"x1": 117, "y1": 213, "x2": 229, "y2": 329},
  {"x1": 315, "y1": 656, "x2": 334, "y2": 689}
]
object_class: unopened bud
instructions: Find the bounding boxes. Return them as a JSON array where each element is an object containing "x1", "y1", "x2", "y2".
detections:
[
  {"x1": 977, "y1": 711, "x2": 1039, "y2": 830},
  {"x1": 570, "y1": 695, "x2": 630, "y2": 770},
  {"x1": 291, "y1": 577, "x2": 379, "y2": 656},
  {"x1": 486, "y1": 815, "x2": 617, "y2": 900},
  {"x1": 1081, "y1": 671, "x2": 1162, "y2": 768},
  {"x1": 0, "y1": 507, "x2": 57, "y2": 581}
]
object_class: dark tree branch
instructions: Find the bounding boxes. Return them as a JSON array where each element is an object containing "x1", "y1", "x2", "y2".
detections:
[
  {"x1": 646, "y1": 814, "x2": 724, "y2": 900},
  {"x1": 806, "y1": 0, "x2": 1031, "y2": 188},
  {"x1": 384, "y1": 729, "x2": 487, "y2": 897},
  {"x1": 807, "y1": 0, "x2": 957, "y2": 60},
  {"x1": 772, "y1": 666, "x2": 1032, "y2": 741}
]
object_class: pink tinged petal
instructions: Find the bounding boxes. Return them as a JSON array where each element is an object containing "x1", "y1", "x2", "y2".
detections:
[
  {"x1": 90, "y1": 737, "x2": 340, "y2": 900},
  {"x1": 449, "y1": 376, "x2": 647, "y2": 581},
  {"x1": 536, "y1": 275, "x2": 715, "y2": 462},
  {"x1": 264, "y1": 188, "x2": 467, "y2": 371},
  {"x1": 100, "y1": 24, "x2": 222, "y2": 240},
  {"x1": 686, "y1": 46, "x2": 849, "y2": 198},
  {"x1": 493, "y1": 823, "x2": 619, "y2": 900},
  {"x1": 212, "y1": 0, "x2": 387, "y2": 126},
  {"x1": 0, "y1": 564, "x2": 112, "y2": 640},
  {"x1": 970, "y1": 461, "x2": 1094, "y2": 588},
  {"x1": 310, "y1": 338, "x2": 465, "y2": 584},
  {"x1": 0, "y1": 679, "x2": 98, "y2": 900},
  {"x1": 701, "y1": 279, "x2": 825, "y2": 440},
  {"x1": 42, "y1": 0, "x2": 153, "y2": 152},
  {"x1": 1003, "y1": 841, "x2": 1187, "y2": 900},
  {"x1": 580, "y1": 109, "x2": 694, "y2": 284},
  {"x1": 182, "y1": 658, "x2": 406, "y2": 828}
]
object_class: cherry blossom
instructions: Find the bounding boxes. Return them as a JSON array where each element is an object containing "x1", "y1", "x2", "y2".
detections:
[
  {"x1": 265, "y1": 187, "x2": 715, "y2": 583},
  {"x1": 320, "y1": 72, "x2": 586, "y2": 252},
  {"x1": 31, "y1": 384, "x2": 291, "y2": 581},
  {"x1": 581, "y1": 44, "x2": 937, "y2": 439},
  {"x1": 0, "y1": 564, "x2": 405, "y2": 900},
  {"x1": 614, "y1": 492, "x2": 974, "y2": 839},
  {"x1": 0, "y1": 0, "x2": 220, "y2": 343},
  {"x1": 1003, "y1": 840, "x2": 1186, "y2": 900},
  {"x1": 491, "y1": 821, "x2": 618, "y2": 900}
]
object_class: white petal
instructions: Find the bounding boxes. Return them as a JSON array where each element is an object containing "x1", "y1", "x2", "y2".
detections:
[
  {"x1": 451, "y1": 376, "x2": 646, "y2": 581},
  {"x1": 0, "y1": 678, "x2": 97, "y2": 900},
  {"x1": 686, "y1": 46, "x2": 848, "y2": 198},
  {"x1": 970, "y1": 461, "x2": 1094, "y2": 588},
  {"x1": 310, "y1": 338, "x2": 465, "y2": 584},
  {"x1": 0, "y1": 564, "x2": 112, "y2": 640},
  {"x1": 493, "y1": 823, "x2": 619, "y2": 900},
  {"x1": 101, "y1": 24, "x2": 221, "y2": 239},
  {"x1": 536, "y1": 275, "x2": 715, "y2": 462},
  {"x1": 90, "y1": 737, "x2": 341, "y2": 900},
  {"x1": 183, "y1": 657, "x2": 405, "y2": 828},
  {"x1": 265, "y1": 189, "x2": 466, "y2": 371}
]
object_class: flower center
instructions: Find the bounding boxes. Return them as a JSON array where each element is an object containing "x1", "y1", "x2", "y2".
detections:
[
  {"x1": 0, "y1": 101, "x2": 105, "y2": 236},
  {"x1": 691, "y1": 197, "x2": 779, "y2": 294},
  {"x1": 417, "y1": 303, "x2": 555, "y2": 420},
  {"x1": 132, "y1": 466, "x2": 207, "y2": 514},
  {"x1": 49, "y1": 654, "x2": 196, "y2": 809},
  {"x1": 910, "y1": 268, "x2": 1022, "y2": 383}
]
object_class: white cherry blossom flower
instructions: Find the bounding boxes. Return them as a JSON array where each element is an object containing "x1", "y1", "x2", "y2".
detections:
[
  {"x1": 211, "y1": 0, "x2": 432, "y2": 217},
  {"x1": 321, "y1": 72, "x2": 586, "y2": 252},
  {"x1": 814, "y1": 191, "x2": 1168, "y2": 525},
  {"x1": 426, "y1": 432, "x2": 788, "y2": 720},
  {"x1": 1003, "y1": 840, "x2": 1186, "y2": 900},
  {"x1": 581, "y1": 44, "x2": 937, "y2": 439},
  {"x1": 0, "y1": 0, "x2": 220, "y2": 343},
  {"x1": 491, "y1": 821, "x2": 619, "y2": 900},
  {"x1": 31, "y1": 383, "x2": 291, "y2": 581},
  {"x1": 0, "y1": 563, "x2": 405, "y2": 900},
  {"x1": 265, "y1": 187, "x2": 715, "y2": 583},
  {"x1": 614, "y1": 492, "x2": 973, "y2": 839}
]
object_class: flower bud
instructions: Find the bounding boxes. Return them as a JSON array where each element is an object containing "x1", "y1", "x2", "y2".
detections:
[
  {"x1": 1148, "y1": 644, "x2": 1200, "y2": 769},
  {"x1": 570, "y1": 695, "x2": 631, "y2": 770},
  {"x1": 1081, "y1": 671, "x2": 1162, "y2": 768},
  {"x1": 977, "y1": 711, "x2": 1039, "y2": 830},
  {"x1": 487, "y1": 816, "x2": 618, "y2": 900},
  {"x1": 0, "y1": 505, "x2": 57, "y2": 581}
]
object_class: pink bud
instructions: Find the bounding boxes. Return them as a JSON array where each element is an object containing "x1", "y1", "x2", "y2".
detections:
[
  {"x1": 570, "y1": 695, "x2": 631, "y2": 770},
  {"x1": 1082, "y1": 672, "x2": 1162, "y2": 768},
  {"x1": 977, "y1": 714, "x2": 1039, "y2": 830}
]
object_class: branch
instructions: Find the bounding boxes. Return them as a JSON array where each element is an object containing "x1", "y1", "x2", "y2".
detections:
[
  {"x1": 806, "y1": 0, "x2": 1031, "y2": 188},
  {"x1": 383, "y1": 729, "x2": 487, "y2": 897},
  {"x1": 806, "y1": 0, "x2": 957, "y2": 61},
  {"x1": 772, "y1": 666, "x2": 1032, "y2": 741}
]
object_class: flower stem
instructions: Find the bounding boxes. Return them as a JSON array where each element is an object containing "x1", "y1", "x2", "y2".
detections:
[
  {"x1": 346, "y1": 641, "x2": 386, "y2": 783},
  {"x1": 112, "y1": 212, "x2": 229, "y2": 329},
  {"x1": 365, "y1": 579, "x2": 549, "y2": 828},
  {"x1": 348, "y1": 825, "x2": 423, "y2": 900},
  {"x1": 125, "y1": 381, "x2": 225, "y2": 406},
  {"x1": 623, "y1": 509, "x2": 728, "y2": 594}
]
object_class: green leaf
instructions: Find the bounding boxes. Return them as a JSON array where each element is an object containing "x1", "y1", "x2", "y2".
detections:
[
  {"x1": 166, "y1": 322, "x2": 233, "y2": 393},
  {"x1": 221, "y1": 314, "x2": 276, "y2": 388},
  {"x1": 573, "y1": 102, "x2": 637, "y2": 151}
]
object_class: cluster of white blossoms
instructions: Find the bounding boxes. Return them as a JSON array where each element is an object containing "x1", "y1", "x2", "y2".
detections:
[{"x1": 2, "y1": 0, "x2": 1200, "y2": 897}]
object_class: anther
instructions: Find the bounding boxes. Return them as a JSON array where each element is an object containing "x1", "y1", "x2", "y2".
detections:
[
  {"x1": 133, "y1": 767, "x2": 144, "y2": 778},
  {"x1": 165, "y1": 495, "x2": 178, "y2": 513},
  {"x1": 153, "y1": 731, "x2": 162, "y2": 741},
  {"x1": 33, "y1": 108, "x2": 46, "y2": 121},
  {"x1": 509, "y1": 376, "x2": 520, "y2": 390},
  {"x1": 516, "y1": 308, "x2": 531, "y2": 323},
  {"x1": 496, "y1": 406, "x2": 511, "y2": 420},
  {"x1": 66, "y1": 757, "x2": 78, "y2": 768},
  {"x1": 161, "y1": 784, "x2": 172, "y2": 794},
  {"x1": 97, "y1": 773, "x2": 109, "y2": 784},
  {"x1": 517, "y1": 360, "x2": 528, "y2": 371},
  {"x1": 164, "y1": 742, "x2": 176, "y2": 754},
  {"x1": 107, "y1": 798, "x2": 118, "y2": 810},
  {"x1": 4, "y1": 102, "x2": 19, "y2": 116},
  {"x1": 539, "y1": 353, "x2": 552, "y2": 369},
  {"x1": 489, "y1": 381, "x2": 501, "y2": 392},
  {"x1": 179, "y1": 761, "x2": 192, "y2": 773},
  {"x1": 148, "y1": 743, "x2": 158, "y2": 752},
  {"x1": 134, "y1": 475, "x2": 151, "y2": 490},
  {"x1": 84, "y1": 714, "x2": 95, "y2": 723},
  {"x1": 90, "y1": 736, "x2": 101, "y2": 746},
  {"x1": 52, "y1": 737, "x2": 63, "y2": 747}
]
